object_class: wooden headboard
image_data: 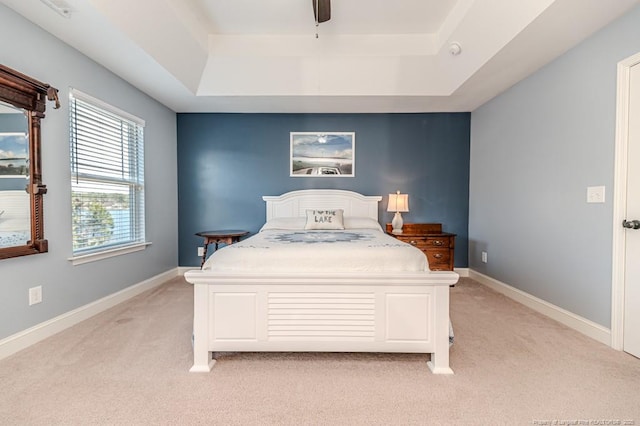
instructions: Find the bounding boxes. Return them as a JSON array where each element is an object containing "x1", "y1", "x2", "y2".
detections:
[{"x1": 262, "y1": 189, "x2": 382, "y2": 221}]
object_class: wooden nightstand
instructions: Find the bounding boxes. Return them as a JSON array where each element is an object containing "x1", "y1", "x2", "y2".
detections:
[
  {"x1": 385, "y1": 223, "x2": 456, "y2": 271},
  {"x1": 195, "y1": 230, "x2": 249, "y2": 268}
]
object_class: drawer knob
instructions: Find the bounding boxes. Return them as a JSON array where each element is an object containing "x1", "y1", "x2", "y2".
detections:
[
  {"x1": 434, "y1": 253, "x2": 443, "y2": 259},
  {"x1": 409, "y1": 240, "x2": 417, "y2": 245},
  {"x1": 433, "y1": 240, "x2": 443, "y2": 246}
]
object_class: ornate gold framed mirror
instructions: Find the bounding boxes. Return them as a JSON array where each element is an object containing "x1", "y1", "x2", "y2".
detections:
[{"x1": 0, "y1": 64, "x2": 59, "y2": 260}]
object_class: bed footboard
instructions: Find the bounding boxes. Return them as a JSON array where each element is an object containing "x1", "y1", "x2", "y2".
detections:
[{"x1": 184, "y1": 270, "x2": 458, "y2": 374}]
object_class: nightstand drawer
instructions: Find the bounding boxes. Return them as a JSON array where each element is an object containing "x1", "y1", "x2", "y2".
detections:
[
  {"x1": 426, "y1": 249, "x2": 451, "y2": 270},
  {"x1": 402, "y1": 237, "x2": 450, "y2": 249},
  {"x1": 424, "y1": 238, "x2": 449, "y2": 248},
  {"x1": 401, "y1": 236, "x2": 429, "y2": 249}
]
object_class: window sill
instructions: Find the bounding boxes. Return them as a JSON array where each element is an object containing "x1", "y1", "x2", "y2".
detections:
[{"x1": 68, "y1": 242, "x2": 152, "y2": 266}]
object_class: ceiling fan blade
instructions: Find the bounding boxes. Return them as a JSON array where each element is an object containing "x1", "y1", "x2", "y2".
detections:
[{"x1": 313, "y1": 0, "x2": 331, "y2": 23}]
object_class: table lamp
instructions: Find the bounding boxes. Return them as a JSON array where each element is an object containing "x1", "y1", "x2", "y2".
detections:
[{"x1": 387, "y1": 190, "x2": 409, "y2": 234}]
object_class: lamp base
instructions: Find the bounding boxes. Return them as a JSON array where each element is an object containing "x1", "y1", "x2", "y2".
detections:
[{"x1": 391, "y1": 211, "x2": 404, "y2": 235}]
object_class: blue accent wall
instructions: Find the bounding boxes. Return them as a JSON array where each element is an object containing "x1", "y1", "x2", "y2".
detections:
[
  {"x1": 0, "y1": 112, "x2": 28, "y2": 190},
  {"x1": 0, "y1": 177, "x2": 26, "y2": 191},
  {"x1": 177, "y1": 113, "x2": 470, "y2": 267}
]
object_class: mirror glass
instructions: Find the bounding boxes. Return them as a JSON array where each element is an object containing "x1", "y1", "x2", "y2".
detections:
[{"x1": 0, "y1": 101, "x2": 30, "y2": 249}]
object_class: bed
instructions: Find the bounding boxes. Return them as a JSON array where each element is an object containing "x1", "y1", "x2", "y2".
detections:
[
  {"x1": 183, "y1": 189, "x2": 459, "y2": 374},
  {"x1": 0, "y1": 190, "x2": 30, "y2": 247}
]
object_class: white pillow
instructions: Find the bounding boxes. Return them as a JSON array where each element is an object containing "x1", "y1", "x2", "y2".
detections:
[
  {"x1": 259, "y1": 217, "x2": 306, "y2": 232},
  {"x1": 304, "y1": 209, "x2": 345, "y2": 230},
  {"x1": 343, "y1": 216, "x2": 383, "y2": 232}
]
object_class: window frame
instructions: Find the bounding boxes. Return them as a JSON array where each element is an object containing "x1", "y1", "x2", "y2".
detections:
[{"x1": 67, "y1": 89, "x2": 149, "y2": 265}]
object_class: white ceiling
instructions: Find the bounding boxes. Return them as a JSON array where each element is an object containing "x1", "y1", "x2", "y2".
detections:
[{"x1": 2, "y1": 0, "x2": 639, "y2": 113}]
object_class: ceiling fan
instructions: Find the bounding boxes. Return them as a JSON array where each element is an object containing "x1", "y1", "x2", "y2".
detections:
[
  {"x1": 313, "y1": 0, "x2": 331, "y2": 37},
  {"x1": 313, "y1": 0, "x2": 331, "y2": 23}
]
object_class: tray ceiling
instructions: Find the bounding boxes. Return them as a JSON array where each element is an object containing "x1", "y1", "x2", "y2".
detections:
[{"x1": 2, "y1": 0, "x2": 638, "y2": 112}]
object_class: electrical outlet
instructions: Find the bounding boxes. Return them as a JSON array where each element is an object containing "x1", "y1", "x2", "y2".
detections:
[
  {"x1": 481, "y1": 251, "x2": 488, "y2": 263},
  {"x1": 29, "y1": 286, "x2": 42, "y2": 306},
  {"x1": 197, "y1": 246, "x2": 204, "y2": 257}
]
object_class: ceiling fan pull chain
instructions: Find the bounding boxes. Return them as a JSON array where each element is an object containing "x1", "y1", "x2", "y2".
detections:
[{"x1": 315, "y1": 0, "x2": 319, "y2": 38}]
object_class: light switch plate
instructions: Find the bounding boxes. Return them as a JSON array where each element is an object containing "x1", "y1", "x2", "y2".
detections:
[{"x1": 587, "y1": 186, "x2": 605, "y2": 203}]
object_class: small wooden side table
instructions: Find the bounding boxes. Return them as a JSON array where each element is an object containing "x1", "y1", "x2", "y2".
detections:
[{"x1": 195, "y1": 230, "x2": 249, "y2": 268}]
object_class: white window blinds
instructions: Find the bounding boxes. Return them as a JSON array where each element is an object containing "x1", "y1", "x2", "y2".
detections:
[{"x1": 69, "y1": 90, "x2": 145, "y2": 255}]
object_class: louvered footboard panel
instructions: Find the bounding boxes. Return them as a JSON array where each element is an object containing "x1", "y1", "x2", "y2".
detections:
[{"x1": 268, "y1": 292, "x2": 375, "y2": 341}]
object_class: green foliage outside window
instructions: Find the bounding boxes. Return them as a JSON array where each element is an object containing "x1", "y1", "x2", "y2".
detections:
[{"x1": 71, "y1": 193, "x2": 124, "y2": 250}]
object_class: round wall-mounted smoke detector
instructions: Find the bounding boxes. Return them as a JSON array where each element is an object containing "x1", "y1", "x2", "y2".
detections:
[{"x1": 449, "y1": 42, "x2": 462, "y2": 56}]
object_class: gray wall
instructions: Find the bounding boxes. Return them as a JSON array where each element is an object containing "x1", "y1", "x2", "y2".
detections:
[
  {"x1": 469, "y1": 4, "x2": 640, "y2": 327},
  {"x1": 0, "y1": 5, "x2": 179, "y2": 340}
]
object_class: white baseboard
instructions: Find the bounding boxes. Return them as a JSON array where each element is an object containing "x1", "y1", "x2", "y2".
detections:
[
  {"x1": 178, "y1": 266, "x2": 200, "y2": 275},
  {"x1": 454, "y1": 267, "x2": 469, "y2": 277},
  {"x1": 468, "y1": 269, "x2": 611, "y2": 346},
  {"x1": 0, "y1": 268, "x2": 180, "y2": 362}
]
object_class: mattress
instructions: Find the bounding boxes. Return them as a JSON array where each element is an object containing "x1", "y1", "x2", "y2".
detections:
[
  {"x1": 0, "y1": 230, "x2": 29, "y2": 247},
  {"x1": 203, "y1": 229, "x2": 428, "y2": 273}
]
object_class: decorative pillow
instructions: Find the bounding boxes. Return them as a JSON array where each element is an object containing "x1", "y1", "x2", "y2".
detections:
[
  {"x1": 259, "y1": 217, "x2": 306, "y2": 232},
  {"x1": 304, "y1": 209, "x2": 345, "y2": 230},
  {"x1": 343, "y1": 216, "x2": 383, "y2": 232}
]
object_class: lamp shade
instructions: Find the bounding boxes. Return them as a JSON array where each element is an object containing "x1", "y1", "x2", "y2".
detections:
[{"x1": 387, "y1": 192, "x2": 409, "y2": 212}]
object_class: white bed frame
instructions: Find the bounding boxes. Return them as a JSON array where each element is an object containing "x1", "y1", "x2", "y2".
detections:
[{"x1": 184, "y1": 189, "x2": 459, "y2": 374}]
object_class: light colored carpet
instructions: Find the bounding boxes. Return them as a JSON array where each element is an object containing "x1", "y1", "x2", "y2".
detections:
[{"x1": 0, "y1": 276, "x2": 638, "y2": 425}]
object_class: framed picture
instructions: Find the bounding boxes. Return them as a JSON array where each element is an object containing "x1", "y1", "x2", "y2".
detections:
[
  {"x1": 290, "y1": 132, "x2": 355, "y2": 177},
  {"x1": 0, "y1": 132, "x2": 28, "y2": 177}
]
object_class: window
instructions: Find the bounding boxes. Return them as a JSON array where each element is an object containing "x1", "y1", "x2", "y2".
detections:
[{"x1": 69, "y1": 89, "x2": 145, "y2": 260}]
